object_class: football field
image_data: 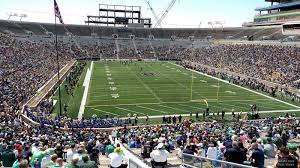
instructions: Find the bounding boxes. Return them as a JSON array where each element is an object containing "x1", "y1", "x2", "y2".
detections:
[{"x1": 76, "y1": 61, "x2": 300, "y2": 118}]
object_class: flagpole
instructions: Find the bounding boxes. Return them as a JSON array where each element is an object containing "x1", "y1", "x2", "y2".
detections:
[{"x1": 54, "y1": 4, "x2": 63, "y2": 117}]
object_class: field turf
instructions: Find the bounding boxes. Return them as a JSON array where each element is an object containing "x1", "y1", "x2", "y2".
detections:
[{"x1": 71, "y1": 61, "x2": 299, "y2": 119}]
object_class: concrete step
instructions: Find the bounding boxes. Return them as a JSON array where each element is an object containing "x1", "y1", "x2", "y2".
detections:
[{"x1": 99, "y1": 155, "x2": 110, "y2": 168}]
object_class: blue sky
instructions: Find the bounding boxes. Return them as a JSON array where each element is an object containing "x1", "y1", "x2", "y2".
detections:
[{"x1": 0, "y1": 0, "x2": 270, "y2": 27}]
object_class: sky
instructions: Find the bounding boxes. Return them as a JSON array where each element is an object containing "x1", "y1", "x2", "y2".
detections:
[{"x1": 0, "y1": 0, "x2": 271, "y2": 28}]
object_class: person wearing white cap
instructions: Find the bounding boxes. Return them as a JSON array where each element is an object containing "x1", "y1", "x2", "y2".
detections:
[{"x1": 150, "y1": 143, "x2": 169, "y2": 168}]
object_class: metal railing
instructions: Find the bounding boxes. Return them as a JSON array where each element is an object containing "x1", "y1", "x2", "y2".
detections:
[
  {"x1": 181, "y1": 153, "x2": 254, "y2": 168},
  {"x1": 128, "y1": 157, "x2": 149, "y2": 168}
]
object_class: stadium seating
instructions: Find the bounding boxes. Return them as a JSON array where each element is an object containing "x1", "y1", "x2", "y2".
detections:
[
  {"x1": 1, "y1": 18, "x2": 300, "y2": 168},
  {"x1": 0, "y1": 19, "x2": 286, "y2": 40}
]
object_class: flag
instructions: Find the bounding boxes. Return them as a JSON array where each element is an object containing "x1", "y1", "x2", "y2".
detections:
[{"x1": 54, "y1": 0, "x2": 64, "y2": 24}]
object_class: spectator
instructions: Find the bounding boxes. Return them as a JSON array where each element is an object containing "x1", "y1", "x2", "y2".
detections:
[
  {"x1": 224, "y1": 141, "x2": 240, "y2": 164},
  {"x1": 53, "y1": 158, "x2": 64, "y2": 168},
  {"x1": 67, "y1": 144, "x2": 77, "y2": 163},
  {"x1": 249, "y1": 143, "x2": 264, "y2": 168},
  {"x1": 46, "y1": 154, "x2": 58, "y2": 168},
  {"x1": 206, "y1": 141, "x2": 218, "y2": 160},
  {"x1": 19, "y1": 159, "x2": 29, "y2": 168},
  {"x1": 238, "y1": 142, "x2": 247, "y2": 164},
  {"x1": 89, "y1": 147, "x2": 100, "y2": 165},
  {"x1": 108, "y1": 147, "x2": 126, "y2": 168},
  {"x1": 12, "y1": 156, "x2": 23, "y2": 168},
  {"x1": 264, "y1": 137, "x2": 277, "y2": 158},
  {"x1": 206, "y1": 141, "x2": 219, "y2": 167},
  {"x1": 257, "y1": 139, "x2": 264, "y2": 151},
  {"x1": 274, "y1": 146, "x2": 298, "y2": 168},
  {"x1": 288, "y1": 144, "x2": 299, "y2": 161},
  {"x1": 106, "y1": 143, "x2": 116, "y2": 156},
  {"x1": 150, "y1": 143, "x2": 169, "y2": 168},
  {"x1": 65, "y1": 157, "x2": 79, "y2": 168},
  {"x1": 81, "y1": 154, "x2": 97, "y2": 168},
  {"x1": 2, "y1": 145, "x2": 16, "y2": 167},
  {"x1": 40, "y1": 150, "x2": 51, "y2": 168},
  {"x1": 182, "y1": 144, "x2": 195, "y2": 165}
]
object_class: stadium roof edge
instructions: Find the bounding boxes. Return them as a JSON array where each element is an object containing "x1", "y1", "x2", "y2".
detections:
[
  {"x1": 0, "y1": 19, "x2": 282, "y2": 31},
  {"x1": 255, "y1": 1, "x2": 300, "y2": 11}
]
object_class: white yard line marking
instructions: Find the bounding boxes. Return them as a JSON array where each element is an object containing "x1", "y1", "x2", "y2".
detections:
[
  {"x1": 145, "y1": 63, "x2": 209, "y2": 100},
  {"x1": 115, "y1": 107, "x2": 145, "y2": 115},
  {"x1": 136, "y1": 105, "x2": 167, "y2": 114},
  {"x1": 90, "y1": 108, "x2": 120, "y2": 116},
  {"x1": 88, "y1": 97, "x2": 159, "y2": 103},
  {"x1": 169, "y1": 62, "x2": 300, "y2": 109},
  {"x1": 90, "y1": 93, "x2": 182, "y2": 97},
  {"x1": 158, "y1": 104, "x2": 186, "y2": 111},
  {"x1": 178, "y1": 104, "x2": 203, "y2": 110},
  {"x1": 78, "y1": 61, "x2": 94, "y2": 120},
  {"x1": 89, "y1": 95, "x2": 109, "y2": 98},
  {"x1": 86, "y1": 101, "x2": 184, "y2": 107},
  {"x1": 126, "y1": 66, "x2": 162, "y2": 103}
]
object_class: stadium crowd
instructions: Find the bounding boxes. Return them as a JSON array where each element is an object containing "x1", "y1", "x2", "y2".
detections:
[
  {"x1": 0, "y1": 114, "x2": 118, "y2": 168},
  {"x1": 117, "y1": 118, "x2": 300, "y2": 168},
  {"x1": 0, "y1": 33, "x2": 73, "y2": 117},
  {"x1": 1, "y1": 30, "x2": 300, "y2": 167},
  {"x1": 181, "y1": 44, "x2": 300, "y2": 87},
  {"x1": 1, "y1": 111, "x2": 299, "y2": 167}
]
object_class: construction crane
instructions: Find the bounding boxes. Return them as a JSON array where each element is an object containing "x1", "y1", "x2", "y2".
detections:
[
  {"x1": 154, "y1": 0, "x2": 177, "y2": 28},
  {"x1": 144, "y1": 0, "x2": 162, "y2": 28}
]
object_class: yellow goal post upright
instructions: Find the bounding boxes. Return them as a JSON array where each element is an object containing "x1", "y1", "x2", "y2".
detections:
[
  {"x1": 189, "y1": 40, "x2": 223, "y2": 113},
  {"x1": 216, "y1": 39, "x2": 223, "y2": 113},
  {"x1": 189, "y1": 48, "x2": 212, "y2": 110}
]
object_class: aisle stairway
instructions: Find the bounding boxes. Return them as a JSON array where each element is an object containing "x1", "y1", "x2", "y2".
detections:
[
  {"x1": 124, "y1": 144, "x2": 182, "y2": 168},
  {"x1": 98, "y1": 155, "x2": 110, "y2": 168}
]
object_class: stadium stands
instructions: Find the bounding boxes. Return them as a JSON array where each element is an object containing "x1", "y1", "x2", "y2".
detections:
[
  {"x1": 1, "y1": 19, "x2": 300, "y2": 168},
  {"x1": 0, "y1": 19, "x2": 286, "y2": 40}
]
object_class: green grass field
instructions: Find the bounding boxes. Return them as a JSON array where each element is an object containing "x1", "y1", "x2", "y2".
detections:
[{"x1": 61, "y1": 61, "x2": 298, "y2": 119}]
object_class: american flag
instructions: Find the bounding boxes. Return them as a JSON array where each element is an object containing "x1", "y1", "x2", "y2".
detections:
[{"x1": 54, "y1": 0, "x2": 64, "y2": 24}]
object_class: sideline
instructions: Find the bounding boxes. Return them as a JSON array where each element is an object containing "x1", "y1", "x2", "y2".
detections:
[
  {"x1": 117, "y1": 109, "x2": 300, "y2": 119},
  {"x1": 78, "y1": 61, "x2": 94, "y2": 120},
  {"x1": 169, "y1": 62, "x2": 300, "y2": 109}
]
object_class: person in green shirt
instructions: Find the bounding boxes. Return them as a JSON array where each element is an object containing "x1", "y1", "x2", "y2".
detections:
[
  {"x1": 30, "y1": 150, "x2": 44, "y2": 167},
  {"x1": 12, "y1": 156, "x2": 23, "y2": 168},
  {"x1": 80, "y1": 154, "x2": 97, "y2": 168},
  {"x1": 65, "y1": 157, "x2": 80, "y2": 168},
  {"x1": 273, "y1": 136, "x2": 283, "y2": 148},
  {"x1": 105, "y1": 143, "x2": 115, "y2": 156},
  {"x1": 2, "y1": 145, "x2": 16, "y2": 167},
  {"x1": 46, "y1": 154, "x2": 58, "y2": 168},
  {"x1": 50, "y1": 158, "x2": 64, "y2": 168}
]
